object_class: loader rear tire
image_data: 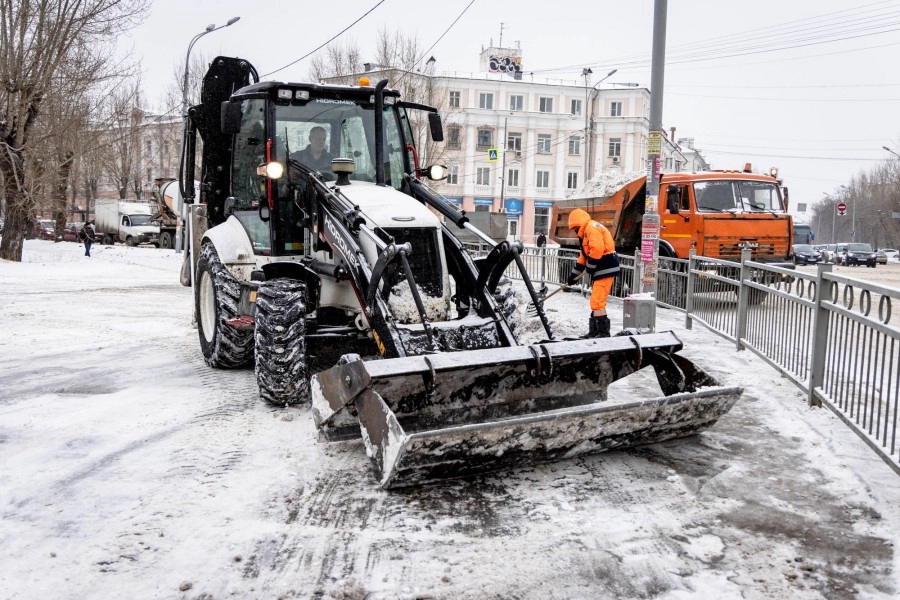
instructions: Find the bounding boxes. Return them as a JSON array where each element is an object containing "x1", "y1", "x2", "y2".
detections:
[
  {"x1": 254, "y1": 278, "x2": 309, "y2": 406},
  {"x1": 195, "y1": 242, "x2": 254, "y2": 369}
]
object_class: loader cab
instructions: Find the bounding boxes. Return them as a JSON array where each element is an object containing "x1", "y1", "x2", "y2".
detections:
[{"x1": 225, "y1": 83, "x2": 413, "y2": 257}]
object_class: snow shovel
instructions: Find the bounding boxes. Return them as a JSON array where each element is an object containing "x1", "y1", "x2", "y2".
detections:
[
  {"x1": 526, "y1": 271, "x2": 585, "y2": 317},
  {"x1": 310, "y1": 331, "x2": 743, "y2": 488}
]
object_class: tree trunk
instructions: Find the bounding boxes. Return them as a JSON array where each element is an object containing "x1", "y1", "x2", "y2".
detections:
[{"x1": 0, "y1": 152, "x2": 29, "y2": 261}]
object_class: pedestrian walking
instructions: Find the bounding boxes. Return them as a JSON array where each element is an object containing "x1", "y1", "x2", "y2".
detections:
[
  {"x1": 80, "y1": 221, "x2": 96, "y2": 257},
  {"x1": 536, "y1": 231, "x2": 546, "y2": 248},
  {"x1": 565, "y1": 209, "x2": 619, "y2": 338}
]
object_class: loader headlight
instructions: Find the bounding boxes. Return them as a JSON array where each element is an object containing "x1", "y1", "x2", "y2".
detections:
[
  {"x1": 421, "y1": 164, "x2": 448, "y2": 181},
  {"x1": 258, "y1": 162, "x2": 284, "y2": 179}
]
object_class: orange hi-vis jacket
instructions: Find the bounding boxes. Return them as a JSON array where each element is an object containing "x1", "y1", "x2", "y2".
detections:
[{"x1": 567, "y1": 208, "x2": 620, "y2": 281}]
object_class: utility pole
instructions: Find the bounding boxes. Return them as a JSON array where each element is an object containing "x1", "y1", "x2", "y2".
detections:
[{"x1": 640, "y1": 0, "x2": 668, "y2": 328}]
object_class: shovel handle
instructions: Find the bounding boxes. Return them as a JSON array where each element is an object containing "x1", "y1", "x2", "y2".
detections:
[{"x1": 533, "y1": 271, "x2": 586, "y2": 305}]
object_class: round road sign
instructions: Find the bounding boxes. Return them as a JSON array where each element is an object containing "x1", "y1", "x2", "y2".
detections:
[{"x1": 837, "y1": 202, "x2": 847, "y2": 212}]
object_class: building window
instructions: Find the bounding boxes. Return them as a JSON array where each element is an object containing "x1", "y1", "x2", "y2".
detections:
[
  {"x1": 163, "y1": 141, "x2": 169, "y2": 155},
  {"x1": 571, "y1": 99, "x2": 582, "y2": 116},
  {"x1": 476, "y1": 128, "x2": 493, "y2": 150},
  {"x1": 479, "y1": 92, "x2": 494, "y2": 110},
  {"x1": 539, "y1": 97, "x2": 553, "y2": 113},
  {"x1": 507, "y1": 131, "x2": 522, "y2": 152},
  {"x1": 609, "y1": 137, "x2": 621, "y2": 157},
  {"x1": 447, "y1": 125, "x2": 461, "y2": 149},
  {"x1": 447, "y1": 164, "x2": 459, "y2": 185},
  {"x1": 476, "y1": 166, "x2": 491, "y2": 186},
  {"x1": 536, "y1": 169, "x2": 550, "y2": 188},
  {"x1": 509, "y1": 95, "x2": 524, "y2": 111},
  {"x1": 567, "y1": 172, "x2": 579, "y2": 189},
  {"x1": 145, "y1": 140, "x2": 151, "y2": 153},
  {"x1": 507, "y1": 168, "x2": 519, "y2": 187},
  {"x1": 568, "y1": 135, "x2": 581, "y2": 156},
  {"x1": 534, "y1": 206, "x2": 550, "y2": 235},
  {"x1": 537, "y1": 134, "x2": 552, "y2": 154},
  {"x1": 449, "y1": 90, "x2": 460, "y2": 108},
  {"x1": 475, "y1": 204, "x2": 490, "y2": 212},
  {"x1": 146, "y1": 168, "x2": 152, "y2": 183},
  {"x1": 610, "y1": 101, "x2": 622, "y2": 117}
]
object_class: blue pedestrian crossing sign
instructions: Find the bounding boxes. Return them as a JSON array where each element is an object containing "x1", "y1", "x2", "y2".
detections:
[{"x1": 487, "y1": 148, "x2": 499, "y2": 162}]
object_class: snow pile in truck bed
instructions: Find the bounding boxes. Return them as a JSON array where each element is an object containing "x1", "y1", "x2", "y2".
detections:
[{"x1": 566, "y1": 170, "x2": 646, "y2": 201}]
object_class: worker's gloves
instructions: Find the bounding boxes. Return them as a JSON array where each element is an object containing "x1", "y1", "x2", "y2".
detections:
[{"x1": 567, "y1": 272, "x2": 579, "y2": 286}]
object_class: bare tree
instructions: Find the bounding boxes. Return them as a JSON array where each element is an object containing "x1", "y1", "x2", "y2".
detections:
[
  {"x1": 308, "y1": 40, "x2": 364, "y2": 84},
  {"x1": 309, "y1": 30, "x2": 458, "y2": 168},
  {"x1": 0, "y1": 0, "x2": 149, "y2": 261}
]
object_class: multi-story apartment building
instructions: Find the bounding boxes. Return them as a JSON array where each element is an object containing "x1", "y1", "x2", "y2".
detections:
[{"x1": 421, "y1": 45, "x2": 657, "y2": 244}]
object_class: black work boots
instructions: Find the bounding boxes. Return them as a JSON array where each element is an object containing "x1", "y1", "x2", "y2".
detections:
[{"x1": 585, "y1": 316, "x2": 611, "y2": 338}]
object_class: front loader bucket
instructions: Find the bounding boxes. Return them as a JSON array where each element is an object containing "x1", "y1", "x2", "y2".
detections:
[{"x1": 310, "y1": 332, "x2": 742, "y2": 488}]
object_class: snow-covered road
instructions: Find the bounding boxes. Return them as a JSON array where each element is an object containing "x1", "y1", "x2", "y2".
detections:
[{"x1": 1, "y1": 240, "x2": 899, "y2": 599}]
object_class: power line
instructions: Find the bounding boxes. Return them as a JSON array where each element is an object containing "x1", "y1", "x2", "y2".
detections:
[{"x1": 261, "y1": 0, "x2": 388, "y2": 78}]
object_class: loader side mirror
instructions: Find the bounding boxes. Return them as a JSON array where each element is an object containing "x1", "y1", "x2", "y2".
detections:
[
  {"x1": 221, "y1": 101, "x2": 242, "y2": 134},
  {"x1": 666, "y1": 184, "x2": 680, "y2": 214},
  {"x1": 428, "y1": 112, "x2": 443, "y2": 142}
]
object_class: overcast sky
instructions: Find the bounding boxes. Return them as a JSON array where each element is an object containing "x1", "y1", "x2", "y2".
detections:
[{"x1": 121, "y1": 0, "x2": 900, "y2": 224}]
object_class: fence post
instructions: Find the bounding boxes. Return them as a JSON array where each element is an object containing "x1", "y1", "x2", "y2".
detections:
[
  {"x1": 735, "y1": 247, "x2": 753, "y2": 351},
  {"x1": 685, "y1": 247, "x2": 695, "y2": 330},
  {"x1": 633, "y1": 248, "x2": 642, "y2": 299},
  {"x1": 807, "y1": 262, "x2": 832, "y2": 407}
]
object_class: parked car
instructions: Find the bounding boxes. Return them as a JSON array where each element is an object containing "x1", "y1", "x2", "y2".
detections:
[
  {"x1": 791, "y1": 243, "x2": 822, "y2": 265},
  {"x1": 30, "y1": 219, "x2": 56, "y2": 240},
  {"x1": 818, "y1": 243, "x2": 839, "y2": 263},
  {"x1": 840, "y1": 242, "x2": 877, "y2": 267},
  {"x1": 876, "y1": 249, "x2": 888, "y2": 265},
  {"x1": 63, "y1": 222, "x2": 89, "y2": 242},
  {"x1": 880, "y1": 248, "x2": 899, "y2": 262}
]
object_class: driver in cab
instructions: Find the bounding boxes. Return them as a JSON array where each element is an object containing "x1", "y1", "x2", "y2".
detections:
[{"x1": 291, "y1": 126, "x2": 333, "y2": 173}]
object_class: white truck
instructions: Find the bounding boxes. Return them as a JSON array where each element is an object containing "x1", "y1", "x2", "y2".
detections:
[{"x1": 94, "y1": 199, "x2": 160, "y2": 246}]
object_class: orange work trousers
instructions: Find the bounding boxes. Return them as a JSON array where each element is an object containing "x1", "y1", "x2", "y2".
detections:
[{"x1": 589, "y1": 277, "x2": 614, "y2": 317}]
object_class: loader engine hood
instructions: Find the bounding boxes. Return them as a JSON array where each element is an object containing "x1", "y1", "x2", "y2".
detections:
[{"x1": 331, "y1": 181, "x2": 441, "y2": 229}]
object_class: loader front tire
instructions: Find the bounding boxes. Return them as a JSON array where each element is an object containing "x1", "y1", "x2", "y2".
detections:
[
  {"x1": 195, "y1": 242, "x2": 254, "y2": 368},
  {"x1": 254, "y1": 278, "x2": 310, "y2": 406}
]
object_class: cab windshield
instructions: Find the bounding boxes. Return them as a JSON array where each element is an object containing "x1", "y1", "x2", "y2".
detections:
[
  {"x1": 694, "y1": 180, "x2": 785, "y2": 213},
  {"x1": 273, "y1": 97, "x2": 407, "y2": 189}
]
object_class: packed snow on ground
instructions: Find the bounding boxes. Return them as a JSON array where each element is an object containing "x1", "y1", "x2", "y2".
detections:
[{"x1": 2, "y1": 239, "x2": 900, "y2": 600}]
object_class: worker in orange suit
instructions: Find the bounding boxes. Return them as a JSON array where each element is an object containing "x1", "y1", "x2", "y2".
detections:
[{"x1": 566, "y1": 208, "x2": 620, "y2": 338}]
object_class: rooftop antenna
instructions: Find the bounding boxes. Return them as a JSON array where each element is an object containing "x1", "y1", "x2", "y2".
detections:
[{"x1": 499, "y1": 22, "x2": 505, "y2": 48}]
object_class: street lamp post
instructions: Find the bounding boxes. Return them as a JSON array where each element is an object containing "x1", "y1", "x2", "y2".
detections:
[
  {"x1": 175, "y1": 16, "x2": 240, "y2": 255},
  {"x1": 582, "y1": 68, "x2": 617, "y2": 180}
]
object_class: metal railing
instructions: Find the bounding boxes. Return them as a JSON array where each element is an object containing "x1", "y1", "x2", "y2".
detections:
[
  {"x1": 682, "y1": 249, "x2": 900, "y2": 473},
  {"x1": 496, "y1": 243, "x2": 900, "y2": 473}
]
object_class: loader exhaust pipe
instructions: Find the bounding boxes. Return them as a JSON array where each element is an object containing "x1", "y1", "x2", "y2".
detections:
[{"x1": 374, "y1": 80, "x2": 388, "y2": 187}]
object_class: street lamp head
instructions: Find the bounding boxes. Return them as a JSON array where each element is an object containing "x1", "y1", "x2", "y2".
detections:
[
  {"x1": 226, "y1": 16, "x2": 240, "y2": 26},
  {"x1": 605, "y1": 69, "x2": 617, "y2": 78},
  {"x1": 205, "y1": 23, "x2": 215, "y2": 32}
]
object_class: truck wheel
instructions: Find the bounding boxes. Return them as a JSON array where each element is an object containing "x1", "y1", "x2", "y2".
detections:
[
  {"x1": 159, "y1": 232, "x2": 173, "y2": 249},
  {"x1": 254, "y1": 278, "x2": 309, "y2": 405},
  {"x1": 195, "y1": 242, "x2": 254, "y2": 368},
  {"x1": 126, "y1": 236, "x2": 137, "y2": 247},
  {"x1": 102, "y1": 234, "x2": 113, "y2": 245}
]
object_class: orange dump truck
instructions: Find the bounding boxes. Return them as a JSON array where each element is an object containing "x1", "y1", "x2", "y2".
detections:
[{"x1": 551, "y1": 169, "x2": 794, "y2": 263}]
